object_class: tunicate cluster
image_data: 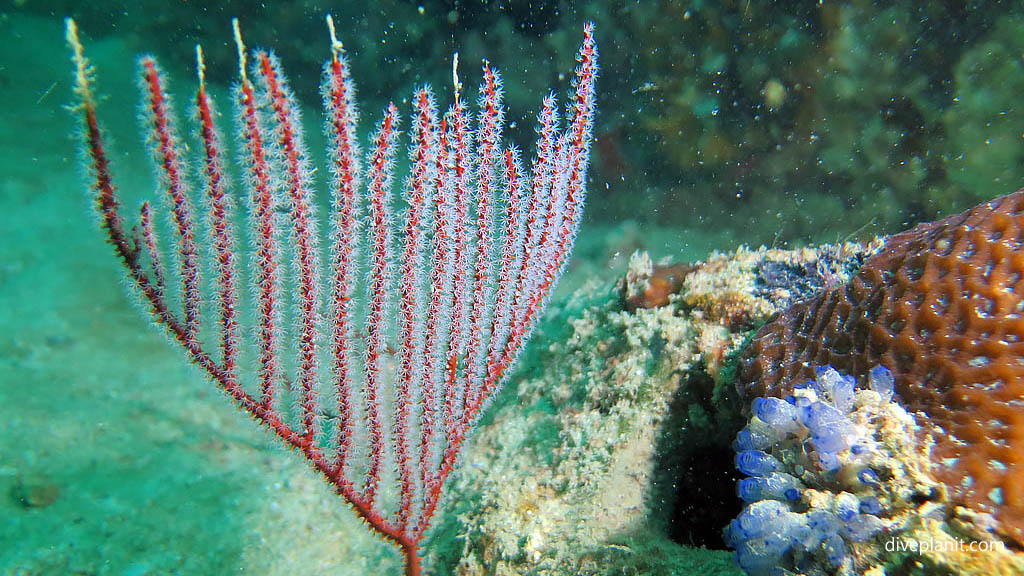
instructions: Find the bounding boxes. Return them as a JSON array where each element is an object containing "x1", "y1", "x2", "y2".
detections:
[{"x1": 726, "y1": 365, "x2": 897, "y2": 575}]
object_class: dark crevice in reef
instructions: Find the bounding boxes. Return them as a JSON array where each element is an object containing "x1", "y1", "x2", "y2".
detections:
[
  {"x1": 668, "y1": 437, "x2": 743, "y2": 549},
  {"x1": 649, "y1": 364, "x2": 747, "y2": 550}
]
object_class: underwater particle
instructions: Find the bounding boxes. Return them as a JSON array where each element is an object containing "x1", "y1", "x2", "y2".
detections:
[
  {"x1": 739, "y1": 190, "x2": 1024, "y2": 546},
  {"x1": 762, "y1": 78, "x2": 786, "y2": 110}
]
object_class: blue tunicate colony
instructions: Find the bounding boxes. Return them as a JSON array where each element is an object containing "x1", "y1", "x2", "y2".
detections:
[{"x1": 726, "y1": 365, "x2": 899, "y2": 575}]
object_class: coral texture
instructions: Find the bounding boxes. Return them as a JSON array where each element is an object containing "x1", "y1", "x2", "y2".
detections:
[{"x1": 739, "y1": 191, "x2": 1024, "y2": 546}]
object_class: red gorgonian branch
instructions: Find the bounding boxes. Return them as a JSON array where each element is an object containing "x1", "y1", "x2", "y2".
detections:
[{"x1": 65, "y1": 15, "x2": 597, "y2": 575}]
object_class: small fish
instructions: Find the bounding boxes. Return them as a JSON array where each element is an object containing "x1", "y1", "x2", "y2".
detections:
[{"x1": 632, "y1": 81, "x2": 659, "y2": 94}]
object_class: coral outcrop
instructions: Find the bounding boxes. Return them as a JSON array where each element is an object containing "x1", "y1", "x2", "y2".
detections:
[
  {"x1": 445, "y1": 242, "x2": 869, "y2": 575},
  {"x1": 740, "y1": 190, "x2": 1024, "y2": 547}
]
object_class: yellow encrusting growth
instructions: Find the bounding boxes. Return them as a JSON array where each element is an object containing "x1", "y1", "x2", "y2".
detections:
[
  {"x1": 326, "y1": 14, "x2": 344, "y2": 57},
  {"x1": 65, "y1": 18, "x2": 95, "y2": 108},
  {"x1": 452, "y1": 51, "x2": 461, "y2": 105},
  {"x1": 231, "y1": 18, "x2": 248, "y2": 83},
  {"x1": 196, "y1": 44, "x2": 206, "y2": 87}
]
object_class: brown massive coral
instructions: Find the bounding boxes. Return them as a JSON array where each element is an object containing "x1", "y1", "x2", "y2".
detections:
[{"x1": 739, "y1": 190, "x2": 1024, "y2": 547}]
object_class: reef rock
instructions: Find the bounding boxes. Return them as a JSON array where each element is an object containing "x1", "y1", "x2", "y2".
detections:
[{"x1": 446, "y1": 242, "x2": 868, "y2": 575}]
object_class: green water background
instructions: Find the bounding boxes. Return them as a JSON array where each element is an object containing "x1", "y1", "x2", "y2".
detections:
[{"x1": 2, "y1": 2, "x2": 1023, "y2": 574}]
